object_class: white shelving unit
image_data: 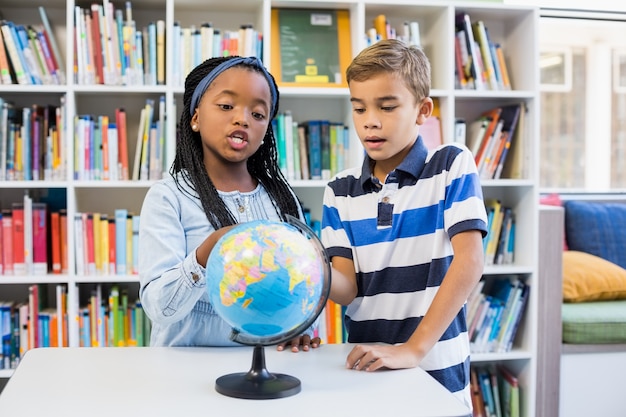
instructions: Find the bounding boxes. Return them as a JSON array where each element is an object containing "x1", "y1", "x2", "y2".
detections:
[{"x1": 0, "y1": 1, "x2": 538, "y2": 415}]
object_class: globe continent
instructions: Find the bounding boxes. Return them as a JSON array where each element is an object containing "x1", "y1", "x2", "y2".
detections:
[{"x1": 206, "y1": 219, "x2": 327, "y2": 344}]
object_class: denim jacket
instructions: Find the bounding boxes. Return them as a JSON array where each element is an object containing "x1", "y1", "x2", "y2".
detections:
[{"x1": 138, "y1": 173, "x2": 310, "y2": 347}]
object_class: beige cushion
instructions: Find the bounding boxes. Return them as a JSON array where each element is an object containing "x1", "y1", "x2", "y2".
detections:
[{"x1": 563, "y1": 250, "x2": 626, "y2": 302}]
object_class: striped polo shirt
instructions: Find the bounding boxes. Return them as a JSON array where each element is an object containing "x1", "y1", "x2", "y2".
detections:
[{"x1": 321, "y1": 137, "x2": 488, "y2": 407}]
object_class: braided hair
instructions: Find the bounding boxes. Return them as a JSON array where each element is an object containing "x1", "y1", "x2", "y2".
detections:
[{"x1": 171, "y1": 56, "x2": 303, "y2": 229}]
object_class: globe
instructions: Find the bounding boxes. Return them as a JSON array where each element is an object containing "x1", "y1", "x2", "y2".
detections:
[{"x1": 205, "y1": 215, "x2": 331, "y2": 399}]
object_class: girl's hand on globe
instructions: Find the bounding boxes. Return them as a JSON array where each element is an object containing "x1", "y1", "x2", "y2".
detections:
[{"x1": 276, "y1": 335, "x2": 322, "y2": 352}]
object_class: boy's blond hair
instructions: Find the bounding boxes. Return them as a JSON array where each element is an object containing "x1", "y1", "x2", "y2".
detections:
[{"x1": 346, "y1": 39, "x2": 431, "y2": 103}]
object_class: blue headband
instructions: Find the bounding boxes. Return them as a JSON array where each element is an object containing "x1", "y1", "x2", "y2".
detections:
[{"x1": 189, "y1": 56, "x2": 278, "y2": 119}]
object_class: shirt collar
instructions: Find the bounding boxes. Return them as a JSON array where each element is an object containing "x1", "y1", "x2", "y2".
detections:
[{"x1": 359, "y1": 136, "x2": 429, "y2": 190}]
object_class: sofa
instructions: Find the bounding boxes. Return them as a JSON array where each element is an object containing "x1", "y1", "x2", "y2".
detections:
[{"x1": 537, "y1": 197, "x2": 626, "y2": 417}]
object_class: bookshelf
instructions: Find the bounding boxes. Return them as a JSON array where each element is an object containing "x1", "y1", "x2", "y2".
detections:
[{"x1": 0, "y1": 1, "x2": 539, "y2": 416}]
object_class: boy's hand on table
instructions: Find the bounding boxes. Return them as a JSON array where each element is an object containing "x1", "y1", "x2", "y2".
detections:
[{"x1": 346, "y1": 343, "x2": 421, "y2": 371}]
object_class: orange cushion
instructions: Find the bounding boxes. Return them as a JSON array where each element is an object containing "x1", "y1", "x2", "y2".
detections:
[{"x1": 563, "y1": 251, "x2": 626, "y2": 302}]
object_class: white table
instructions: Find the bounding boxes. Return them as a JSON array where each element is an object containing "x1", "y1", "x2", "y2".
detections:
[{"x1": 0, "y1": 343, "x2": 470, "y2": 417}]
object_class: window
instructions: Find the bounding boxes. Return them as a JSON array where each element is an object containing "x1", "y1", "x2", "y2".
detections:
[{"x1": 539, "y1": 12, "x2": 626, "y2": 191}]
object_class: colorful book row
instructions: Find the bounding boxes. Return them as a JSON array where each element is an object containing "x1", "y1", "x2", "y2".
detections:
[
  {"x1": 0, "y1": 195, "x2": 67, "y2": 276},
  {"x1": 365, "y1": 14, "x2": 422, "y2": 47},
  {"x1": 274, "y1": 115, "x2": 350, "y2": 181},
  {"x1": 0, "y1": 8, "x2": 66, "y2": 85},
  {"x1": 171, "y1": 22, "x2": 262, "y2": 87},
  {"x1": 321, "y1": 299, "x2": 347, "y2": 344},
  {"x1": 470, "y1": 365, "x2": 520, "y2": 417},
  {"x1": 74, "y1": 209, "x2": 139, "y2": 276},
  {"x1": 0, "y1": 285, "x2": 68, "y2": 370},
  {"x1": 73, "y1": 1, "x2": 262, "y2": 87},
  {"x1": 0, "y1": 97, "x2": 67, "y2": 182},
  {"x1": 455, "y1": 13, "x2": 512, "y2": 91},
  {"x1": 484, "y1": 199, "x2": 515, "y2": 266},
  {"x1": 77, "y1": 284, "x2": 151, "y2": 348},
  {"x1": 73, "y1": 96, "x2": 165, "y2": 182},
  {"x1": 467, "y1": 103, "x2": 525, "y2": 181},
  {"x1": 467, "y1": 277, "x2": 529, "y2": 354}
]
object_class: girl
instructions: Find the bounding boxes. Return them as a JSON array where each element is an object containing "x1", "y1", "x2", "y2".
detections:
[{"x1": 139, "y1": 56, "x2": 319, "y2": 351}]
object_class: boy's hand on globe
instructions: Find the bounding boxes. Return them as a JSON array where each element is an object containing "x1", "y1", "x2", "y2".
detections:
[{"x1": 277, "y1": 335, "x2": 321, "y2": 352}]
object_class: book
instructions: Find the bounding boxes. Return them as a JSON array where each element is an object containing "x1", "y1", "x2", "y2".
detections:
[
  {"x1": 89, "y1": 4, "x2": 104, "y2": 84},
  {"x1": 11, "y1": 203, "x2": 25, "y2": 275},
  {"x1": 478, "y1": 368, "x2": 497, "y2": 417},
  {"x1": 50, "y1": 211, "x2": 61, "y2": 274},
  {"x1": 114, "y1": 209, "x2": 127, "y2": 274},
  {"x1": 320, "y1": 120, "x2": 331, "y2": 179},
  {"x1": 139, "y1": 99, "x2": 155, "y2": 180},
  {"x1": 472, "y1": 21, "x2": 498, "y2": 90},
  {"x1": 498, "y1": 366, "x2": 520, "y2": 417},
  {"x1": 58, "y1": 209, "x2": 68, "y2": 273},
  {"x1": 16, "y1": 24, "x2": 44, "y2": 85},
  {"x1": 0, "y1": 27, "x2": 12, "y2": 84},
  {"x1": 156, "y1": 20, "x2": 165, "y2": 85},
  {"x1": 494, "y1": 44, "x2": 511, "y2": 90},
  {"x1": 32, "y1": 202, "x2": 47, "y2": 275},
  {"x1": 292, "y1": 121, "x2": 301, "y2": 180},
  {"x1": 470, "y1": 368, "x2": 487, "y2": 417},
  {"x1": 131, "y1": 107, "x2": 147, "y2": 180},
  {"x1": 116, "y1": 108, "x2": 130, "y2": 180},
  {"x1": 297, "y1": 124, "x2": 310, "y2": 180},
  {"x1": 0, "y1": 21, "x2": 29, "y2": 85},
  {"x1": 490, "y1": 103, "x2": 522, "y2": 179},
  {"x1": 304, "y1": 120, "x2": 322, "y2": 180},
  {"x1": 283, "y1": 111, "x2": 295, "y2": 181},
  {"x1": 39, "y1": 6, "x2": 65, "y2": 82},
  {"x1": 500, "y1": 102, "x2": 527, "y2": 180},
  {"x1": 1, "y1": 211, "x2": 12, "y2": 275},
  {"x1": 503, "y1": 282, "x2": 529, "y2": 352},
  {"x1": 274, "y1": 113, "x2": 287, "y2": 174},
  {"x1": 74, "y1": 213, "x2": 85, "y2": 275},
  {"x1": 270, "y1": 8, "x2": 352, "y2": 87},
  {"x1": 474, "y1": 107, "x2": 502, "y2": 170},
  {"x1": 99, "y1": 214, "x2": 109, "y2": 274},
  {"x1": 455, "y1": 13, "x2": 485, "y2": 90},
  {"x1": 479, "y1": 118, "x2": 504, "y2": 179},
  {"x1": 108, "y1": 217, "x2": 116, "y2": 273},
  {"x1": 126, "y1": 213, "x2": 133, "y2": 275}
]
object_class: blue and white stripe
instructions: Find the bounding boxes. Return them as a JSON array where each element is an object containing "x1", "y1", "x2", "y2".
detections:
[{"x1": 321, "y1": 137, "x2": 488, "y2": 408}]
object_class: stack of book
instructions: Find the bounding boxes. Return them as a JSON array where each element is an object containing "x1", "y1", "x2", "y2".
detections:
[
  {"x1": 467, "y1": 103, "x2": 525, "y2": 180},
  {"x1": 73, "y1": 208, "x2": 139, "y2": 277},
  {"x1": 0, "y1": 8, "x2": 65, "y2": 85},
  {"x1": 455, "y1": 12, "x2": 511, "y2": 91},
  {"x1": 467, "y1": 277, "x2": 529, "y2": 354},
  {"x1": 470, "y1": 365, "x2": 520, "y2": 417},
  {"x1": 483, "y1": 198, "x2": 515, "y2": 266},
  {"x1": 273, "y1": 114, "x2": 350, "y2": 181},
  {"x1": 171, "y1": 22, "x2": 262, "y2": 87},
  {"x1": 77, "y1": 284, "x2": 151, "y2": 348},
  {"x1": 0, "y1": 194, "x2": 67, "y2": 277},
  {"x1": 0, "y1": 284, "x2": 69, "y2": 370},
  {"x1": 0, "y1": 96, "x2": 67, "y2": 182}
]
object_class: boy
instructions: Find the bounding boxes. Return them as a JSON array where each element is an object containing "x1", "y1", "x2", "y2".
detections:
[{"x1": 322, "y1": 39, "x2": 488, "y2": 409}]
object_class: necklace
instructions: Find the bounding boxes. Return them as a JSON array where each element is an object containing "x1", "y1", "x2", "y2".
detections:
[{"x1": 235, "y1": 197, "x2": 245, "y2": 213}]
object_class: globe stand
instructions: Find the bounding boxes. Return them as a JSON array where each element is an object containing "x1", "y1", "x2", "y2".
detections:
[{"x1": 215, "y1": 345, "x2": 301, "y2": 399}]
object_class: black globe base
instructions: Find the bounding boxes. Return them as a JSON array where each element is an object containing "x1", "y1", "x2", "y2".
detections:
[{"x1": 215, "y1": 345, "x2": 301, "y2": 399}]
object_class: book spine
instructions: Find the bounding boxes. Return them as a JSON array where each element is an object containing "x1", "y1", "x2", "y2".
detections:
[
  {"x1": 114, "y1": 209, "x2": 127, "y2": 274},
  {"x1": 32, "y1": 203, "x2": 47, "y2": 275},
  {"x1": 1, "y1": 210, "x2": 13, "y2": 275},
  {"x1": 307, "y1": 121, "x2": 322, "y2": 180}
]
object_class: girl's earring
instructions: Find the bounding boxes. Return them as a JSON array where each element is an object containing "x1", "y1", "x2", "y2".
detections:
[{"x1": 192, "y1": 124, "x2": 198, "y2": 131}]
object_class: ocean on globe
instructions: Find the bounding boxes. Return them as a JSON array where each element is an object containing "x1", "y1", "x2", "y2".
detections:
[{"x1": 206, "y1": 218, "x2": 330, "y2": 346}]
